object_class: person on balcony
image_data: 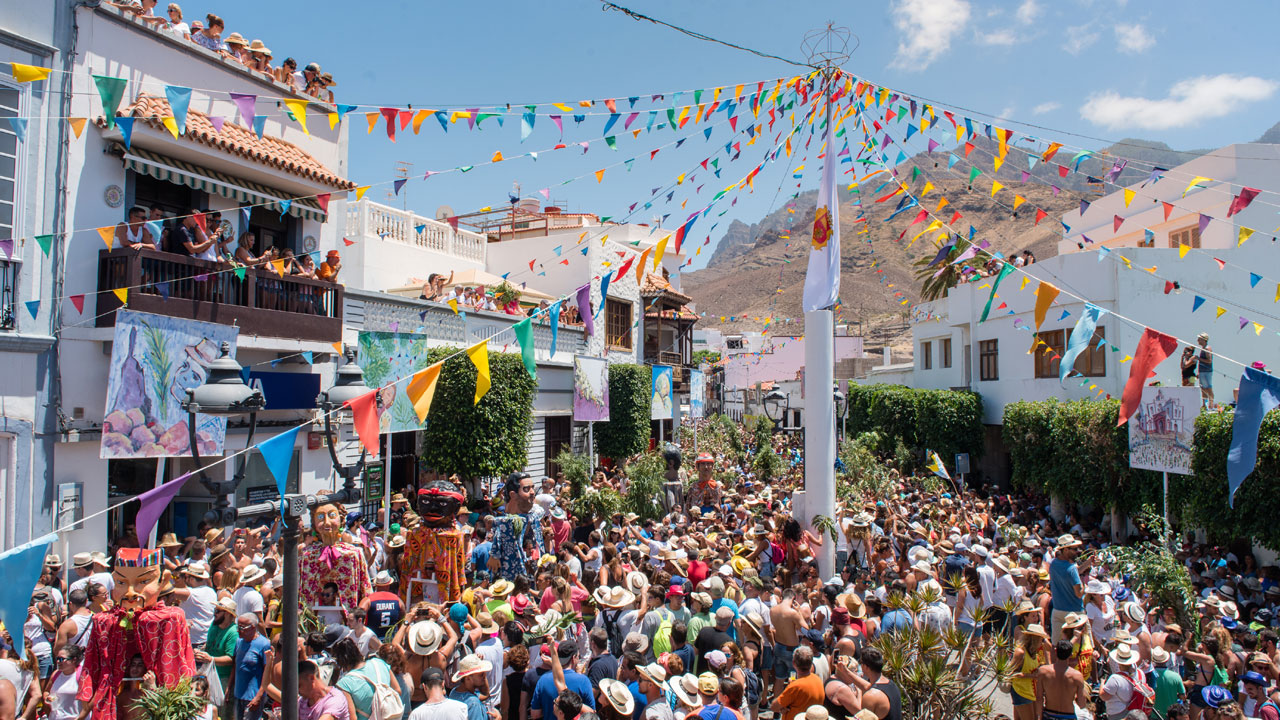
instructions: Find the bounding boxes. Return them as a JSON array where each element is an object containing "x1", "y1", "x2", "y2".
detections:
[
  {"x1": 294, "y1": 253, "x2": 318, "y2": 279},
  {"x1": 163, "y1": 4, "x2": 189, "y2": 38},
  {"x1": 177, "y1": 211, "x2": 218, "y2": 262},
  {"x1": 115, "y1": 206, "x2": 159, "y2": 251},
  {"x1": 232, "y1": 232, "x2": 268, "y2": 267},
  {"x1": 247, "y1": 41, "x2": 273, "y2": 76},
  {"x1": 420, "y1": 272, "x2": 453, "y2": 302},
  {"x1": 276, "y1": 58, "x2": 299, "y2": 91},
  {"x1": 317, "y1": 250, "x2": 342, "y2": 283}
]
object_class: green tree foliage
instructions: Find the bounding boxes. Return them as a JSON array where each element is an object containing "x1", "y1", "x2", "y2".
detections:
[
  {"x1": 1172, "y1": 410, "x2": 1280, "y2": 549},
  {"x1": 130, "y1": 678, "x2": 207, "y2": 720},
  {"x1": 558, "y1": 450, "x2": 621, "y2": 523},
  {"x1": 912, "y1": 236, "x2": 972, "y2": 302},
  {"x1": 594, "y1": 364, "x2": 652, "y2": 460},
  {"x1": 1096, "y1": 506, "x2": 1197, "y2": 637},
  {"x1": 420, "y1": 347, "x2": 537, "y2": 479},
  {"x1": 843, "y1": 385, "x2": 984, "y2": 471},
  {"x1": 620, "y1": 451, "x2": 666, "y2": 521},
  {"x1": 691, "y1": 350, "x2": 721, "y2": 365}
]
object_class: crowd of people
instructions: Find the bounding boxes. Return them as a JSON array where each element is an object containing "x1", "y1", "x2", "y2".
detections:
[
  {"x1": 105, "y1": 1, "x2": 336, "y2": 101},
  {"x1": 415, "y1": 273, "x2": 585, "y2": 324},
  {"x1": 3, "y1": 421, "x2": 1279, "y2": 720}
]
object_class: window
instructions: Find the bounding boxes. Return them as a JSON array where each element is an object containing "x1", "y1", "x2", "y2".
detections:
[
  {"x1": 941, "y1": 338, "x2": 953, "y2": 368},
  {"x1": 1033, "y1": 327, "x2": 1107, "y2": 379},
  {"x1": 605, "y1": 298, "x2": 632, "y2": 350},
  {"x1": 979, "y1": 340, "x2": 999, "y2": 381},
  {"x1": 726, "y1": 337, "x2": 744, "y2": 350},
  {"x1": 1169, "y1": 225, "x2": 1201, "y2": 249},
  {"x1": 921, "y1": 341, "x2": 932, "y2": 370},
  {"x1": 0, "y1": 83, "x2": 19, "y2": 244},
  {"x1": 543, "y1": 416, "x2": 571, "y2": 477}
]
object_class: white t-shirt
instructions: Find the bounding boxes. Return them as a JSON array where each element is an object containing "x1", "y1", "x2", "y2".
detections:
[
  {"x1": 24, "y1": 615, "x2": 51, "y2": 661},
  {"x1": 476, "y1": 636, "x2": 504, "y2": 711},
  {"x1": 408, "y1": 699, "x2": 469, "y2": 720},
  {"x1": 1087, "y1": 599, "x2": 1117, "y2": 645},
  {"x1": 182, "y1": 585, "x2": 219, "y2": 645},
  {"x1": 47, "y1": 670, "x2": 81, "y2": 720},
  {"x1": 69, "y1": 571, "x2": 115, "y2": 596},
  {"x1": 353, "y1": 626, "x2": 378, "y2": 657},
  {"x1": 233, "y1": 586, "x2": 265, "y2": 618},
  {"x1": 1101, "y1": 671, "x2": 1134, "y2": 717}
]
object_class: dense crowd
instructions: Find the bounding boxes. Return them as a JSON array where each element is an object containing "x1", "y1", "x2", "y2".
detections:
[{"x1": 1, "y1": 421, "x2": 1277, "y2": 720}]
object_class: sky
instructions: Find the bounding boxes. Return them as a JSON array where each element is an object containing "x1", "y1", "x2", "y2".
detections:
[{"x1": 197, "y1": 0, "x2": 1280, "y2": 270}]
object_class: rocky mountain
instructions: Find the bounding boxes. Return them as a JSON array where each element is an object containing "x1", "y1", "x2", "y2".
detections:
[{"x1": 686, "y1": 124, "x2": 1279, "y2": 341}]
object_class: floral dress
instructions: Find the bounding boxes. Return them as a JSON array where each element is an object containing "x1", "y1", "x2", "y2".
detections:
[
  {"x1": 401, "y1": 528, "x2": 465, "y2": 603},
  {"x1": 299, "y1": 541, "x2": 372, "y2": 613},
  {"x1": 490, "y1": 507, "x2": 547, "y2": 581}
]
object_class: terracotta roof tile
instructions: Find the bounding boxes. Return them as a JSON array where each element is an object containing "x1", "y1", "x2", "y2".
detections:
[
  {"x1": 102, "y1": 94, "x2": 355, "y2": 190},
  {"x1": 639, "y1": 272, "x2": 692, "y2": 305}
]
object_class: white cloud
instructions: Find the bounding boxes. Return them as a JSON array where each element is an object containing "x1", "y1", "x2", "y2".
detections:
[
  {"x1": 889, "y1": 0, "x2": 972, "y2": 71},
  {"x1": 1063, "y1": 23, "x2": 1099, "y2": 54},
  {"x1": 1016, "y1": 0, "x2": 1041, "y2": 24},
  {"x1": 998, "y1": 105, "x2": 1016, "y2": 120},
  {"x1": 1080, "y1": 74, "x2": 1279, "y2": 130},
  {"x1": 978, "y1": 29, "x2": 1017, "y2": 46},
  {"x1": 1114, "y1": 23, "x2": 1154, "y2": 53},
  {"x1": 1032, "y1": 101, "x2": 1061, "y2": 114}
]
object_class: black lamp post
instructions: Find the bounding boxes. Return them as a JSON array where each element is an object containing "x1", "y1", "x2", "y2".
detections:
[
  {"x1": 182, "y1": 342, "x2": 266, "y2": 527},
  {"x1": 833, "y1": 387, "x2": 846, "y2": 442},
  {"x1": 316, "y1": 347, "x2": 370, "y2": 503},
  {"x1": 763, "y1": 389, "x2": 789, "y2": 433}
]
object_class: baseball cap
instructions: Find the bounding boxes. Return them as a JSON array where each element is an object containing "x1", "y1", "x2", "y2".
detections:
[{"x1": 697, "y1": 673, "x2": 719, "y2": 695}]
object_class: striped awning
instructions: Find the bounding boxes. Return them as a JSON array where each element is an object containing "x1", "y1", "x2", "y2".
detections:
[{"x1": 116, "y1": 145, "x2": 327, "y2": 222}]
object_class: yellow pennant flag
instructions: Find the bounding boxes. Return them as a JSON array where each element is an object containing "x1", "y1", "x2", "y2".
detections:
[
  {"x1": 272, "y1": 259, "x2": 287, "y2": 275},
  {"x1": 405, "y1": 363, "x2": 443, "y2": 422},
  {"x1": 99, "y1": 226, "x2": 115, "y2": 250},
  {"x1": 467, "y1": 340, "x2": 490, "y2": 405},
  {"x1": 553, "y1": 103, "x2": 572, "y2": 112},
  {"x1": 1030, "y1": 282, "x2": 1060, "y2": 351},
  {"x1": 677, "y1": 173, "x2": 686, "y2": 185},
  {"x1": 67, "y1": 117, "x2": 87, "y2": 138},
  {"x1": 10, "y1": 63, "x2": 51, "y2": 83},
  {"x1": 412, "y1": 110, "x2": 432, "y2": 134},
  {"x1": 654, "y1": 235, "x2": 670, "y2": 270},
  {"x1": 600, "y1": 234, "x2": 609, "y2": 246},
  {"x1": 354, "y1": 185, "x2": 370, "y2": 200},
  {"x1": 1121, "y1": 355, "x2": 1133, "y2": 363},
  {"x1": 992, "y1": 155, "x2": 1004, "y2": 172},
  {"x1": 955, "y1": 124, "x2": 965, "y2": 143},
  {"x1": 492, "y1": 151, "x2": 504, "y2": 162},
  {"x1": 162, "y1": 116, "x2": 179, "y2": 138},
  {"x1": 1183, "y1": 176, "x2": 1212, "y2": 197},
  {"x1": 365, "y1": 112, "x2": 379, "y2": 133},
  {"x1": 1239, "y1": 227, "x2": 1254, "y2": 246},
  {"x1": 1013, "y1": 195, "x2": 1026, "y2": 209},
  {"x1": 328, "y1": 112, "x2": 340, "y2": 130},
  {"x1": 1216, "y1": 306, "x2": 1227, "y2": 318},
  {"x1": 637, "y1": 247, "x2": 651, "y2": 283},
  {"x1": 113, "y1": 288, "x2": 128, "y2": 304},
  {"x1": 1020, "y1": 276, "x2": 1030, "y2": 290},
  {"x1": 1123, "y1": 189, "x2": 1135, "y2": 207},
  {"x1": 1179, "y1": 244, "x2": 1191, "y2": 258},
  {"x1": 1275, "y1": 283, "x2": 1280, "y2": 303},
  {"x1": 595, "y1": 169, "x2": 604, "y2": 183},
  {"x1": 919, "y1": 182, "x2": 933, "y2": 197},
  {"x1": 990, "y1": 181, "x2": 1003, "y2": 197},
  {"x1": 283, "y1": 99, "x2": 309, "y2": 134},
  {"x1": 936, "y1": 197, "x2": 949, "y2": 212},
  {"x1": 734, "y1": 84, "x2": 744, "y2": 99},
  {"x1": 449, "y1": 110, "x2": 471, "y2": 124},
  {"x1": 1255, "y1": 323, "x2": 1265, "y2": 336}
]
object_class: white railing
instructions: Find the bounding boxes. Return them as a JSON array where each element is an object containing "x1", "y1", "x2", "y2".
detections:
[{"x1": 345, "y1": 199, "x2": 486, "y2": 263}]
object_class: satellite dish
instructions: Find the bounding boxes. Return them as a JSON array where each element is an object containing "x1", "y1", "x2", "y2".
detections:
[{"x1": 435, "y1": 205, "x2": 455, "y2": 221}]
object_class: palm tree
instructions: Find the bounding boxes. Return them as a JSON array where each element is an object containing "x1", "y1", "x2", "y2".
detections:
[{"x1": 912, "y1": 236, "x2": 973, "y2": 302}]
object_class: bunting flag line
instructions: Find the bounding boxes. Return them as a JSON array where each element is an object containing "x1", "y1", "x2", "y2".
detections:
[
  {"x1": 512, "y1": 318, "x2": 537, "y2": 379},
  {"x1": 1118, "y1": 329, "x2": 1179, "y2": 426},
  {"x1": 405, "y1": 363, "x2": 443, "y2": 423},
  {"x1": 467, "y1": 340, "x2": 491, "y2": 405},
  {"x1": 256, "y1": 427, "x2": 300, "y2": 513},
  {"x1": 1228, "y1": 368, "x2": 1280, "y2": 506}
]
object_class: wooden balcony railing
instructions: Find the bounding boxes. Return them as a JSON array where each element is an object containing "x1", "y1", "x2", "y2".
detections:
[{"x1": 96, "y1": 248, "x2": 343, "y2": 342}]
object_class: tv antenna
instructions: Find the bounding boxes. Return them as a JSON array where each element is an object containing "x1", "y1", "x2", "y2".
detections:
[{"x1": 394, "y1": 161, "x2": 413, "y2": 210}]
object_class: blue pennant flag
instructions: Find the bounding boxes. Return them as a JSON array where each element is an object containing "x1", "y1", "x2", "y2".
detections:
[
  {"x1": 256, "y1": 426, "x2": 301, "y2": 514},
  {"x1": 279, "y1": 199, "x2": 292, "y2": 218},
  {"x1": 0, "y1": 533, "x2": 57, "y2": 660},
  {"x1": 165, "y1": 85, "x2": 192, "y2": 135},
  {"x1": 116, "y1": 117, "x2": 135, "y2": 148},
  {"x1": 1192, "y1": 296, "x2": 1206, "y2": 312}
]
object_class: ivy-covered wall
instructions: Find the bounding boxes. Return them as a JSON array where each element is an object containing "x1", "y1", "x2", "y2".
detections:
[
  {"x1": 844, "y1": 384, "x2": 984, "y2": 466},
  {"x1": 594, "y1": 363, "x2": 652, "y2": 460}
]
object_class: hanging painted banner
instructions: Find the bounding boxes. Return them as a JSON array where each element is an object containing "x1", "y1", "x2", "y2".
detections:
[
  {"x1": 689, "y1": 368, "x2": 706, "y2": 419},
  {"x1": 572, "y1": 355, "x2": 611, "y2": 422},
  {"x1": 1127, "y1": 386, "x2": 1200, "y2": 475},
  {"x1": 651, "y1": 365, "x2": 674, "y2": 420},
  {"x1": 101, "y1": 310, "x2": 239, "y2": 459},
  {"x1": 356, "y1": 331, "x2": 434, "y2": 434}
]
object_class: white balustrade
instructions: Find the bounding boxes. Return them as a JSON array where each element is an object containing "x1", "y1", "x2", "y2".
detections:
[{"x1": 345, "y1": 199, "x2": 487, "y2": 263}]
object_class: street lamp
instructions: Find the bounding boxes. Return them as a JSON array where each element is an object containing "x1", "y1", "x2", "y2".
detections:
[
  {"x1": 316, "y1": 347, "x2": 370, "y2": 502},
  {"x1": 763, "y1": 389, "x2": 789, "y2": 432},
  {"x1": 833, "y1": 387, "x2": 846, "y2": 442},
  {"x1": 182, "y1": 341, "x2": 265, "y2": 527}
]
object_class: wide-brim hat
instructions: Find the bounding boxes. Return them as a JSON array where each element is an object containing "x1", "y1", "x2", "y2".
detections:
[
  {"x1": 1062, "y1": 612, "x2": 1089, "y2": 630},
  {"x1": 451, "y1": 654, "x2": 493, "y2": 683},
  {"x1": 476, "y1": 612, "x2": 500, "y2": 635},
  {"x1": 603, "y1": 586, "x2": 636, "y2": 608},
  {"x1": 851, "y1": 512, "x2": 873, "y2": 528},
  {"x1": 842, "y1": 593, "x2": 868, "y2": 619},
  {"x1": 209, "y1": 545, "x2": 231, "y2": 564},
  {"x1": 1109, "y1": 645, "x2": 1139, "y2": 666},
  {"x1": 800, "y1": 706, "x2": 830, "y2": 720},
  {"x1": 1085, "y1": 580, "x2": 1110, "y2": 595},
  {"x1": 490, "y1": 579, "x2": 514, "y2": 597},
  {"x1": 748, "y1": 523, "x2": 769, "y2": 536},
  {"x1": 670, "y1": 674, "x2": 700, "y2": 708},
  {"x1": 637, "y1": 662, "x2": 667, "y2": 687},
  {"x1": 72, "y1": 552, "x2": 93, "y2": 569},
  {"x1": 215, "y1": 597, "x2": 237, "y2": 615},
  {"x1": 1023, "y1": 624, "x2": 1050, "y2": 641},
  {"x1": 183, "y1": 561, "x2": 211, "y2": 579},
  {"x1": 158, "y1": 532, "x2": 181, "y2": 548},
  {"x1": 248, "y1": 39, "x2": 271, "y2": 54},
  {"x1": 408, "y1": 621, "x2": 444, "y2": 656},
  {"x1": 741, "y1": 612, "x2": 765, "y2": 639},
  {"x1": 239, "y1": 564, "x2": 267, "y2": 585},
  {"x1": 1057, "y1": 534, "x2": 1082, "y2": 548},
  {"x1": 1014, "y1": 600, "x2": 1036, "y2": 615},
  {"x1": 388, "y1": 535, "x2": 406, "y2": 548},
  {"x1": 204, "y1": 528, "x2": 223, "y2": 545},
  {"x1": 1121, "y1": 601, "x2": 1145, "y2": 624},
  {"x1": 373, "y1": 571, "x2": 394, "y2": 586},
  {"x1": 90, "y1": 551, "x2": 110, "y2": 566},
  {"x1": 598, "y1": 679, "x2": 635, "y2": 716},
  {"x1": 592, "y1": 586, "x2": 613, "y2": 606},
  {"x1": 625, "y1": 571, "x2": 649, "y2": 595},
  {"x1": 224, "y1": 32, "x2": 248, "y2": 46}
]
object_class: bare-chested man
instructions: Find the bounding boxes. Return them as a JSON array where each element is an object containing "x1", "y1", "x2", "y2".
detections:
[
  {"x1": 1034, "y1": 640, "x2": 1090, "y2": 720},
  {"x1": 770, "y1": 588, "x2": 808, "y2": 698},
  {"x1": 393, "y1": 606, "x2": 458, "y2": 703}
]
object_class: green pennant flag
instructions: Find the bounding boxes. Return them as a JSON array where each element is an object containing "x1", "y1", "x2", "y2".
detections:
[
  {"x1": 694, "y1": 89, "x2": 703, "y2": 105},
  {"x1": 911, "y1": 166, "x2": 920, "y2": 181},
  {"x1": 34, "y1": 234, "x2": 53, "y2": 256},
  {"x1": 234, "y1": 266, "x2": 246, "y2": 281},
  {"x1": 968, "y1": 166, "x2": 981, "y2": 185},
  {"x1": 512, "y1": 318, "x2": 537, "y2": 380},
  {"x1": 93, "y1": 75, "x2": 128, "y2": 129},
  {"x1": 979, "y1": 262, "x2": 1016, "y2": 323},
  {"x1": 604, "y1": 136, "x2": 617, "y2": 150}
]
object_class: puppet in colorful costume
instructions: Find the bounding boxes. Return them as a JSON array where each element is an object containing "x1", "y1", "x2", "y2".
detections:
[
  {"x1": 299, "y1": 500, "x2": 373, "y2": 613},
  {"x1": 77, "y1": 548, "x2": 196, "y2": 720},
  {"x1": 400, "y1": 478, "x2": 466, "y2": 604}
]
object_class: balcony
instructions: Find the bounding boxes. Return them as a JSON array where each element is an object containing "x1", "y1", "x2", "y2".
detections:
[
  {"x1": 96, "y1": 249, "x2": 342, "y2": 342},
  {"x1": 345, "y1": 287, "x2": 586, "y2": 356},
  {"x1": 344, "y1": 199, "x2": 486, "y2": 264}
]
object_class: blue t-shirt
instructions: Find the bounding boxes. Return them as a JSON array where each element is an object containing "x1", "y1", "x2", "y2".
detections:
[
  {"x1": 1049, "y1": 558, "x2": 1084, "y2": 612},
  {"x1": 449, "y1": 689, "x2": 488, "y2": 720},
  {"x1": 711, "y1": 597, "x2": 740, "y2": 641},
  {"x1": 532, "y1": 669, "x2": 594, "y2": 719},
  {"x1": 470, "y1": 541, "x2": 492, "y2": 579},
  {"x1": 233, "y1": 634, "x2": 271, "y2": 699},
  {"x1": 627, "y1": 681, "x2": 645, "y2": 720}
]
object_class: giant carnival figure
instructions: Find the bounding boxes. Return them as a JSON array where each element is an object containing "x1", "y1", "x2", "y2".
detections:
[
  {"x1": 299, "y1": 500, "x2": 373, "y2": 613},
  {"x1": 78, "y1": 548, "x2": 196, "y2": 720},
  {"x1": 399, "y1": 477, "x2": 466, "y2": 604},
  {"x1": 660, "y1": 444, "x2": 686, "y2": 513}
]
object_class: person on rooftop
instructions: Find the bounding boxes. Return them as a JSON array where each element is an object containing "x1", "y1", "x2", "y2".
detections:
[
  {"x1": 247, "y1": 40, "x2": 274, "y2": 76},
  {"x1": 223, "y1": 33, "x2": 251, "y2": 64},
  {"x1": 317, "y1": 251, "x2": 342, "y2": 283},
  {"x1": 164, "y1": 4, "x2": 189, "y2": 38},
  {"x1": 276, "y1": 58, "x2": 299, "y2": 91},
  {"x1": 191, "y1": 14, "x2": 225, "y2": 53}
]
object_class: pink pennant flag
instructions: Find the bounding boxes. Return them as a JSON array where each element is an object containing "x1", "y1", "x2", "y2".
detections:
[
  {"x1": 1198, "y1": 213, "x2": 1211, "y2": 235},
  {"x1": 1113, "y1": 214, "x2": 1124, "y2": 232},
  {"x1": 624, "y1": 112, "x2": 639, "y2": 130},
  {"x1": 466, "y1": 109, "x2": 478, "y2": 129},
  {"x1": 398, "y1": 110, "x2": 413, "y2": 131},
  {"x1": 1228, "y1": 187, "x2": 1260, "y2": 217},
  {"x1": 539, "y1": 188, "x2": 550, "y2": 199},
  {"x1": 69, "y1": 294, "x2": 84, "y2": 314},
  {"x1": 209, "y1": 116, "x2": 225, "y2": 133},
  {"x1": 550, "y1": 115, "x2": 563, "y2": 135},
  {"x1": 380, "y1": 108, "x2": 398, "y2": 142}
]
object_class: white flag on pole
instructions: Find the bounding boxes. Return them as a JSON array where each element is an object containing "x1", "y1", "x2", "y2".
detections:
[{"x1": 802, "y1": 105, "x2": 840, "y2": 312}]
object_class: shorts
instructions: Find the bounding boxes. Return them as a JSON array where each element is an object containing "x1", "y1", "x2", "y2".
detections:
[
  {"x1": 1011, "y1": 688, "x2": 1034, "y2": 707},
  {"x1": 760, "y1": 645, "x2": 775, "y2": 675},
  {"x1": 772, "y1": 643, "x2": 797, "y2": 677},
  {"x1": 1189, "y1": 685, "x2": 1208, "y2": 709},
  {"x1": 1042, "y1": 710, "x2": 1076, "y2": 720},
  {"x1": 1200, "y1": 372, "x2": 1213, "y2": 390}
]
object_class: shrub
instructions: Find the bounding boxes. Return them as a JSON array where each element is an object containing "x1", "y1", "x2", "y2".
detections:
[
  {"x1": 843, "y1": 384, "x2": 984, "y2": 468},
  {"x1": 420, "y1": 347, "x2": 537, "y2": 479},
  {"x1": 620, "y1": 451, "x2": 666, "y2": 521},
  {"x1": 594, "y1": 364, "x2": 652, "y2": 460}
]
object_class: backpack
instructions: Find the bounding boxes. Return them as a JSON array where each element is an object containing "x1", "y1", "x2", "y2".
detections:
[
  {"x1": 353, "y1": 666, "x2": 405, "y2": 720},
  {"x1": 770, "y1": 542, "x2": 785, "y2": 566},
  {"x1": 602, "y1": 609, "x2": 624, "y2": 656},
  {"x1": 1120, "y1": 672, "x2": 1154, "y2": 716},
  {"x1": 743, "y1": 667, "x2": 763, "y2": 707},
  {"x1": 650, "y1": 608, "x2": 675, "y2": 656}
]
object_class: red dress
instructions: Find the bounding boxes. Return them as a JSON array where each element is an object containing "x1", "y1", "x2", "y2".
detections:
[
  {"x1": 298, "y1": 541, "x2": 372, "y2": 613},
  {"x1": 77, "y1": 604, "x2": 196, "y2": 720}
]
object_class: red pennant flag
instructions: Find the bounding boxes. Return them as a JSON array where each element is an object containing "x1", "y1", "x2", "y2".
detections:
[
  {"x1": 345, "y1": 389, "x2": 381, "y2": 457},
  {"x1": 1033, "y1": 208, "x2": 1047, "y2": 226},
  {"x1": 1118, "y1": 328, "x2": 1179, "y2": 426},
  {"x1": 949, "y1": 211, "x2": 963, "y2": 225},
  {"x1": 70, "y1": 294, "x2": 85, "y2": 314},
  {"x1": 885, "y1": 108, "x2": 896, "y2": 122},
  {"x1": 617, "y1": 256, "x2": 635, "y2": 277},
  {"x1": 398, "y1": 110, "x2": 413, "y2": 131},
  {"x1": 650, "y1": 149, "x2": 660, "y2": 160},
  {"x1": 1227, "y1": 187, "x2": 1260, "y2": 217},
  {"x1": 528, "y1": 259, "x2": 536, "y2": 271},
  {"x1": 1113, "y1": 214, "x2": 1124, "y2": 232},
  {"x1": 560, "y1": 259, "x2": 570, "y2": 265},
  {"x1": 316, "y1": 193, "x2": 331, "y2": 213},
  {"x1": 343, "y1": 237, "x2": 356, "y2": 246},
  {"x1": 447, "y1": 216, "x2": 459, "y2": 230},
  {"x1": 1214, "y1": 257, "x2": 1226, "y2": 270},
  {"x1": 996, "y1": 302, "x2": 1007, "y2": 310},
  {"x1": 1162, "y1": 202, "x2": 1173, "y2": 221},
  {"x1": 1164, "y1": 281, "x2": 1175, "y2": 294},
  {"x1": 604, "y1": 98, "x2": 617, "y2": 113},
  {"x1": 380, "y1": 107, "x2": 398, "y2": 142},
  {"x1": 963, "y1": 142, "x2": 974, "y2": 157},
  {"x1": 1057, "y1": 165, "x2": 1068, "y2": 178},
  {"x1": 729, "y1": 116, "x2": 738, "y2": 131}
]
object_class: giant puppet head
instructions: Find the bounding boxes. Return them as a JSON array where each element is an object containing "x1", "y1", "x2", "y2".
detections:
[
  {"x1": 416, "y1": 478, "x2": 464, "y2": 527},
  {"x1": 662, "y1": 444, "x2": 682, "y2": 481},
  {"x1": 112, "y1": 548, "x2": 166, "y2": 613},
  {"x1": 312, "y1": 501, "x2": 347, "y2": 546}
]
